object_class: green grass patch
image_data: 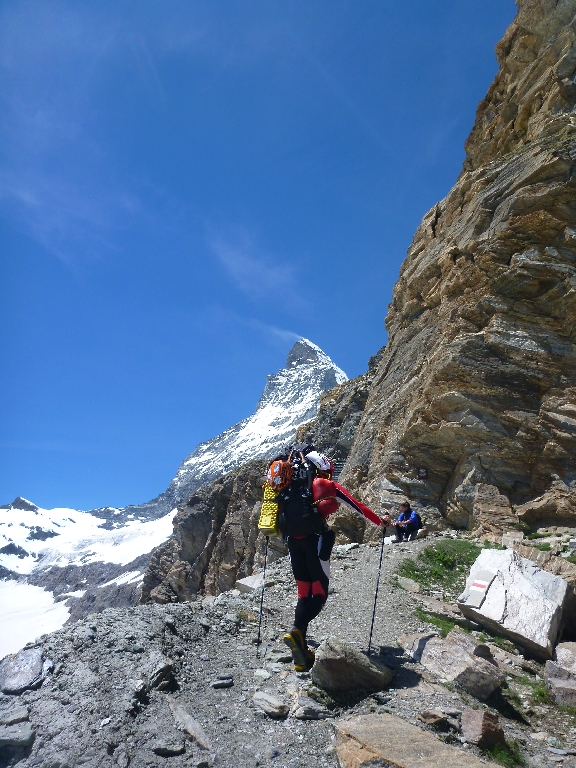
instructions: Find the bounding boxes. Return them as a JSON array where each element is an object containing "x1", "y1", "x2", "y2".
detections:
[
  {"x1": 397, "y1": 539, "x2": 481, "y2": 596},
  {"x1": 525, "y1": 532, "x2": 548, "y2": 540},
  {"x1": 483, "y1": 540, "x2": 505, "y2": 550},
  {"x1": 530, "y1": 683, "x2": 552, "y2": 705},
  {"x1": 482, "y1": 741, "x2": 525, "y2": 767},
  {"x1": 414, "y1": 607, "x2": 456, "y2": 638},
  {"x1": 533, "y1": 542, "x2": 551, "y2": 552},
  {"x1": 490, "y1": 635, "x2": 518, "y2": 654},
  {"x1": 566, "y1": 554, "x2": 576, "y2": 566}
]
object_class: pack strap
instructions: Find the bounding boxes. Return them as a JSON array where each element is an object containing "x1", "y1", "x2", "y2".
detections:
[{"x1": 313, "y1": 496, "x2": 336, "y2": 505}]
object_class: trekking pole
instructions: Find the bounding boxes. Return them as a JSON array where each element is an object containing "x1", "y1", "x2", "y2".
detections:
[
  {"x1": 367, "y1": 525, "x2": 386, "y2": 655},
  {"x1": 255, "y1": 536, "x2": 269, "y2": 659}
]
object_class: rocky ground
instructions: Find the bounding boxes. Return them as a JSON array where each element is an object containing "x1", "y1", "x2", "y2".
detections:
[{"x1": 2, "y1": 534, "x2": 576, "y2": 767}]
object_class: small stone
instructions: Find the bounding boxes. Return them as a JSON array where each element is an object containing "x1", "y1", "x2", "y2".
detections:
[
  {"x1": 0, "y1": 647, "x2": 45, "y2": 694},
  {"x1": 100, "y1": 717, "x2": 111, "y2": 728},
  {"x1": 397, "y1": 633, "x2": 435, "y2": 662},
  {"x1": 266, "y1": 746, "x2": 280, "y2": 759},
  {"x1": 397, "y1": 576, "x2": 421, "y2": 593},
  {"x1": 548, "y1": 747, "x2": 568, "y2": 755},
  {"x1": 151, "y1": 736, "x2": 186, "y2": 756},
  {"x1": 460, "y1": 709, "x2": 506, "y2": 748},
  {"x1": 164, "y1": 616, "x2": 177, "y2": 631},
  {"x1": 292, "y1": 694, "x2": 328, "y2": 720},
  {"x1": 254, "y1": 669, "x2": 271, "y2": 682},
  {"x1": 530, "y1": 731, "x2": 548, "y2": 741},
  {"x1": 420, "y1": 635, "x2": 503, "y2": 700},
  {"x1": 0, "y1": 706, "x2": 29, "y2": 726},
  {"x1": 252, "y1": 691, "x2": 290, "y2": 718},
  {"x1": 0, "y1": 721, "x2": 36, "y2": 749},
  {"x1": 545, "y1": 642, "x2": 576, "y2": 705},
  {"x1": 418, "y1": 710, "x2": 449, "y2": 728},
  {"x1": 311, "y1": 638, "x2": 394, "y2": 692},
  {"x1": 211, "y1": 678, "x2": 234, "y2": 689},
  {"x1": 131, "y1": 644, "x2": 145, "y2": 653}
]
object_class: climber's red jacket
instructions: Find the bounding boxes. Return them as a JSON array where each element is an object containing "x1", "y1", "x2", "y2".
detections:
[{"x1": 312, "y1": 477, "x2": 381, "y2": 526}]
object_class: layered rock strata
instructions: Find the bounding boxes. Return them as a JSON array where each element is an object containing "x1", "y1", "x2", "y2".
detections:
[{"x1": 340, "y1": 0, "x2": 576, "y2": 531}]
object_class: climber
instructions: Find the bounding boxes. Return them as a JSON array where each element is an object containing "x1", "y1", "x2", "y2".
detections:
[
  {"x1": 393, "y1": 501, "x2": 421, "y2": 542},
  {"x1": 277, "y1": 447, "x2": 387, "y2": 672}
]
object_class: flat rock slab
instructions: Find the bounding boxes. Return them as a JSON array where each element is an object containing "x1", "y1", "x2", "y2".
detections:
[
  {"x1": 311, "y1": 638, "x2": 394, "y2": 692},
  {"x1": 0, "y1": 722, "x2": 35, "y2": 749},
  {"x1": 0, "y1": 648, "x2": 44, "y2": 694},
  {"x1": 235, "y1": 573, "x2": 263, "y2": 593},
  {"x1": 335, "y1": 713, "x2": 499, "y2": 768},
  {"x1": 458, "y1": 548, "x2": 568, "y2": 660}
]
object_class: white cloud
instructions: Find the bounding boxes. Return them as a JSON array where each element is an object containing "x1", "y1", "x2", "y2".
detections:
[{"x1": 209, "y1": 234, "x2": 308, "y2": 311}]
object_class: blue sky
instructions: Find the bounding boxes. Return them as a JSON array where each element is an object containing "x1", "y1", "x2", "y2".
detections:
[{"x1": 0, "y1": 1, "x2": 517, "y2": 510}]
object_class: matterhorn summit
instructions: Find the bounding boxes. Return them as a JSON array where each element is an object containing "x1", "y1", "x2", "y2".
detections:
[{"x1": 129, "y1": 338, "x2": 347, "y2": 518}]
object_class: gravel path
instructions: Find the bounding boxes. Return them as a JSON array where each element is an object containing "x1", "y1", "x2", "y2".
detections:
[{"x1": 1, "y1": 536, "x2": 574, "y2": 768}]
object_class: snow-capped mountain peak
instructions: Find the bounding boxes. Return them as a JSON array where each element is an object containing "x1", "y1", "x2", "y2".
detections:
[{"x1": 164, "y1": 338, "x2": 347, "y2": 508}]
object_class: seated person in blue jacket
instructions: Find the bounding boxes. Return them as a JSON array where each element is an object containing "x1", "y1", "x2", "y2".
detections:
[{"x1": 394, "y1": 501, "x2": 419, "y2": 542}]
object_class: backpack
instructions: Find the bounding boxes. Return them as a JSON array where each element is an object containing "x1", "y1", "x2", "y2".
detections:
[
  {"x1": 277, "y1": 444, "x2": 326, "y2": 537},
  {"x1": 413, "y1": 511, "x2": 423, "y2": 530}
]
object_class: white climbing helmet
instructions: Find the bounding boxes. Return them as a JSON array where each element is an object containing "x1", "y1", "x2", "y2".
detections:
[{"x1": 305, "y1": 450, "x2": 334, "y2": 474}]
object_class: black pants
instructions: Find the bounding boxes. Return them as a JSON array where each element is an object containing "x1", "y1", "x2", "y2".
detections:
[
  {"x1": 395, "y1": 522, "x2": 418, "y2": 541},
  {"x1": 287, "y1": 530, "x2": 335, "y2": 637}
]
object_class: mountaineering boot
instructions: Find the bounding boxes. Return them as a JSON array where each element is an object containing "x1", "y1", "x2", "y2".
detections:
[
  {"x1": 294, "y1": 648, "x2": 315, "y2": 673},
  {"x1": 283, "y1": 627, "x2": 308, "y2": 669}
]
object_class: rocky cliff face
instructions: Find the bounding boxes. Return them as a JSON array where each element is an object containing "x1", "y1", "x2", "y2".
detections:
[
  {"x1": 140, "y1": 460, "x2": 279, "y2": 604},
  {"x1": 339, "y1": 0, "x2": 576, "y2": 534}
]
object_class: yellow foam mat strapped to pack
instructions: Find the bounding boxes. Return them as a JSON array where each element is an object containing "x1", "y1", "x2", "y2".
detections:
[{"x1": 258, "y1": 484, "x2": 280, "y2": 536}]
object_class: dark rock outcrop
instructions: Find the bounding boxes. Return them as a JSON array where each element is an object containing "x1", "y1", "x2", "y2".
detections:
[{"x1": 141, "y1": 460, "x2": 287, "y2": 603}]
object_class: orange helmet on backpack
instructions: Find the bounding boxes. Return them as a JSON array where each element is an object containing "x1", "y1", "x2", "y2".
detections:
[{"x1": 266, "y1": 459, "x2": 293, "y2": 490}]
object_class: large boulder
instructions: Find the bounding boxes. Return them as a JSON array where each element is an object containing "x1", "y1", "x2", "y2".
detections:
[
  {"x1": 458, "y1": 548, "x2": 568, "y2": 660},
  {"x1": 311, "y1": 638, "x2": 394, "y2": 692},
  {"x1": 545, "y1": 642, "x2": 576, "y2": 705},
  {"x1": 0, "y1": 648, "x2": 45, "y2": 695},
  {"x1": 335, "y1": 713, "x2": 500, "y2": 767},
  {"x1": 419, "y1": 630, "x2": 503, "y2": 701}
]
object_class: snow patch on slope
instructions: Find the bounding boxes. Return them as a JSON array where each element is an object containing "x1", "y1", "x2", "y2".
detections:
[
  {"x1": 0, "y1": 501, "x2": 175, "y2": 576},
  {"x1": 0, "y1": 581, "x2": 71, "y2": 657}
]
